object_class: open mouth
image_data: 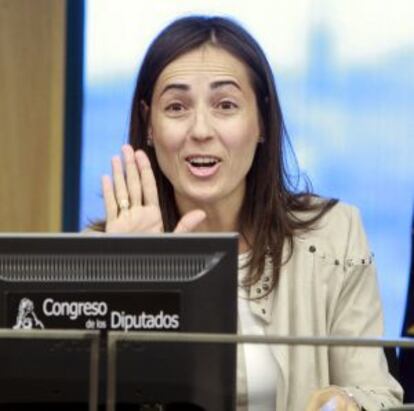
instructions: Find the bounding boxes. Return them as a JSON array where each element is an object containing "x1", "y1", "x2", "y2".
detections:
[
  {"x1": 186, "y1": 155, "x2": 221, "y2": 167},
  {"x1": 185, "y1": 155, "x2": 222, "y2": 178}
]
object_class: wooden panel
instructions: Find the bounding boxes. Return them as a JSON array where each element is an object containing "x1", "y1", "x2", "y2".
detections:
[{"x1": 0, "y1": 0, "x2": 66, "y2": 231}]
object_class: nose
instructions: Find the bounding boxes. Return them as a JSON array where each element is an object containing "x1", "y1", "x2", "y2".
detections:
[{"x1": 190, "y1": 106, "x2": 214, "y2": 142}]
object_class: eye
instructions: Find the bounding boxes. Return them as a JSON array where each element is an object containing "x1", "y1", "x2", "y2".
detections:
[
  {"x1": 217, "y1": 100, "x2": 238, "y2": 111},
  {"x1": 165, "y1": 102, "x2": 185, "y2": 113}
]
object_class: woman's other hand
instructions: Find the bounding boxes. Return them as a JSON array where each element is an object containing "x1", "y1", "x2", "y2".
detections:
[
  {"x1": 102, "y1": 145, "x2": 205, "y2": 233},
  {"x1": 306, "y1": 386, "x2": 361, "y2": 411}
]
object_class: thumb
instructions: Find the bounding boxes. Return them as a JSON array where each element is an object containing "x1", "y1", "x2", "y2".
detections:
[{"x1": 174, "y1": 210, "x2": 206, "y2": 233}]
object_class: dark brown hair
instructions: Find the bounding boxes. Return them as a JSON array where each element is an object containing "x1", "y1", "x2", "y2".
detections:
[{"x1": 93, "y1": 15, "x2": 337, "y2": 293}]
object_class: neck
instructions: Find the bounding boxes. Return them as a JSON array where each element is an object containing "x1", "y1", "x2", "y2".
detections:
[{"x1": 174, "y1": 192, "x2": 250, "y2": 254}]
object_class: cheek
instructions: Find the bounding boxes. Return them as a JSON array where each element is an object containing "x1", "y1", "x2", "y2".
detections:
[
  {"x1": 220, "y1": 120, "x2": 259, "y2": 179},
  {"x1": 151, "y1": 119, "x2": 188, "y2": 182},
  {"x1": 220, "y1": 117, "x2": 259, "y2": 152},
  {"x1": 152, "y1": 118, "x2": 187, "y2": 154}
]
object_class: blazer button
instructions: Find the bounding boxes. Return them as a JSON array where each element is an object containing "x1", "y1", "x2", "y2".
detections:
[{"x1": 309, "y1": 245, "x2": 317, "y2": 253}]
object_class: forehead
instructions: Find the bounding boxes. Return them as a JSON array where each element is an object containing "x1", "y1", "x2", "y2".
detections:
[{"x1": 154, "y1": 45, "x2": 253, "y2": 92}]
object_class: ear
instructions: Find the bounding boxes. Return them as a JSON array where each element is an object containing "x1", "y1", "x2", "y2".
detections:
[
  {"x1": 140, "y1": 100, "x2": 152, "y2": 135},
  {"x1": 257, "y1": 110, "x2": 265, "y2": 144},
  {"x1": 140, "y1": 100, "x2": 154, "y2": 147}
]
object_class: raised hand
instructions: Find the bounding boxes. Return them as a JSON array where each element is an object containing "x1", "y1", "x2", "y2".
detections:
[
  {"x1": 305, "y1": 386, "x2": 361, "y2": 411},
  {"x1": 102, "y1": 145, "x2": 205, "y2": 234}
]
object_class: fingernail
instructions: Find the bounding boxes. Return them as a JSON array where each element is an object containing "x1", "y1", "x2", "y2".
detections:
[
  {"x1": 136, "y1": 150, "x2": 149, "y2": 165},
  {"x1": 196, "y1": 210, "x2": 206, "y2": 220},
  {"x1": 320, "y1": 397, "x2": 337, "y2": 411},
  {"x1": 122, "y1": 145, "x2": 133, "y2": 159}
]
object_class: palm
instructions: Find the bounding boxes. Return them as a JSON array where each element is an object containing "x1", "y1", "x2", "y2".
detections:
[
  {"x1": 102, "y1": 146, "x2": 205, "y2": 234},
  {"x1": 105, "y1": 205, "x2": 163, "y2": 233}
]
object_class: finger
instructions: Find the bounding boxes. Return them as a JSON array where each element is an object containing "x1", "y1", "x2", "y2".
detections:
[
  {"x1": 101, "y1": 175, "x2": 118, "y2": 221},
  {"x1": 306, "y1": 389, "x2": 338, "y2": 411},
  {"x1": 122, "y1": 144, "x2": 141, "y2": 206},
  {"x1": 320, "y1": 397, "x2": 337, "y2": 411},
  {"x1": 135, "y1": 150, "x2": 159, "y2": 206},
  {"x1": 111, "y1": 155, "x2": 129, "y2": 209},
  {"x1": 174, "y1": 210, "x2": 206, "y2": 233},
  {"x1": 307, "y1": 390, "x2": 348, "y2": 411}
]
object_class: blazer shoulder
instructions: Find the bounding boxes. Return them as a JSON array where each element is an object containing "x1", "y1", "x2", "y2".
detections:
[{"x1": 294, "y1": 201, "x2": 370, "y2": 261}]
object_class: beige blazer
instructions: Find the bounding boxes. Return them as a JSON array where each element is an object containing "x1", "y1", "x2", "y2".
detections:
[{"x1": 245, "y1": 202, "x2": 403, "y2": 410}]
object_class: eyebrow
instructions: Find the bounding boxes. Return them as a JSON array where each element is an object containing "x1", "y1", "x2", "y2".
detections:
[
  {"x1": 210, "y1": 80, "x2": 241, "y2": 90},
  {"x1": 160, "y1": 80, "x2": 241, "y2": 97}
]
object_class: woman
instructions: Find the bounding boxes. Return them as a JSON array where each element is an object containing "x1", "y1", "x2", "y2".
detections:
[{"x1": 92, "y1": 16, "x2": 403, "y2": 410}]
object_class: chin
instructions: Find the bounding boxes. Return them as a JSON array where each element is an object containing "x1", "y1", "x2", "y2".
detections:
[
  {"x1": 180, "y1": 187, "x2": 224, "y2": 206},
  {"x1": 188, "y1": 193, "x2": 221, "y2": 205}
]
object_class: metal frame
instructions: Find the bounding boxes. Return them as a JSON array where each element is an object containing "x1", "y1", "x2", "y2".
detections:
[
  {"x1": 3, "y1": 328, "x2": 413, "y2": 410},
  {"x1": 106, "y1": 331, "x2": 414, "y2": 411},
  {"x1": 0, "y1": 328, "x2": 100, "y2": 411}
]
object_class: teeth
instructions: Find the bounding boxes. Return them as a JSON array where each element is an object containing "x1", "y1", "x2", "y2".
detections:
[{"x1": 187, "y1": 156, "x2": 220, "y2": 166}]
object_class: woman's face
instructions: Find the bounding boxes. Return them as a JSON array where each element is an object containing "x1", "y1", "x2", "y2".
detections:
[{"x1": 149, "y1": 45, "x2": 261, "y2": 209}]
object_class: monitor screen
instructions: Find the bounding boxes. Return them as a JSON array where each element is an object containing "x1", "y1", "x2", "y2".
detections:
[{"x1": 0, "y1": 233, "x2": 238, "y2": 410}]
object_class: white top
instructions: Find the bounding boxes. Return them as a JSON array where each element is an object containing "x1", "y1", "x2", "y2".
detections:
[{"x1": 237, "y1": 252, "x2": 277, "y2": 411}]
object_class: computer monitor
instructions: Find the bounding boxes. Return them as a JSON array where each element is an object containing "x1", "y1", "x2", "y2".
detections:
[{"x1": 0, "y1": 233, "x2": 238, "y2": 410}]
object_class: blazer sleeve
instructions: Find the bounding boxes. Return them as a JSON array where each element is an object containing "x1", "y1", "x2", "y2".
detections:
[{"x1": 328, "y1": 206, "x2": 403, "y2": 410}]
